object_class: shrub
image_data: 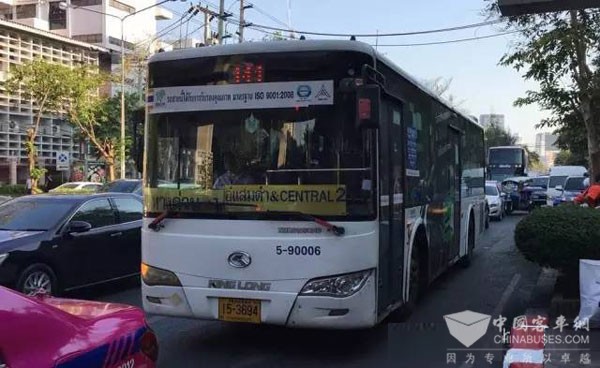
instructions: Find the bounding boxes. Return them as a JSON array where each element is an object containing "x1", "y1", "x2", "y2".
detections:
[
  {"x1": 515, "y1": 205, "x2": 600, "y2": 277},
  {"x1": 0, "y1": 184, "x2": 26, "y2": 195}
]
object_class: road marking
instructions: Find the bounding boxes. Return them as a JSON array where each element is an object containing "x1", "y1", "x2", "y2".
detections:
[
  {"x1": 493, "y1": 273, "x2": 521, "y2": 317},
  {"x1": 456, "y1": 273, "x2": 521, "y2": 368}
]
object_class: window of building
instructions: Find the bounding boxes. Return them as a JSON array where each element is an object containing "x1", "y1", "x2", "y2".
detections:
[
  {"x1": 108, "y1": 36, "x2": 134, "y2": 50},
  {"x1": 16, "y1": 4, "x2": 36, "y2": 19},
  {"x1": 71, "y1": 0, "x2": 102, "y2": 6},
  {"x1": 73, "y1": 34, "x2": 103, "y2": 43},
  {"x1": 109, "y1": 0, "x2": 134, "y2": 13},
  {"x1": 49, "y1": 2, "x2": 66, "y2": 30}
]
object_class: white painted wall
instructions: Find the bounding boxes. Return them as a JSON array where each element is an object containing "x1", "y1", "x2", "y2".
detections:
[{"x1": 70, "y1": 6, "x2": 104, "y2": 37}]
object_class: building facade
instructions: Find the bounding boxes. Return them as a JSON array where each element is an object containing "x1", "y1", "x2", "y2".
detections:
[
  {"x1": 0, "y1": 0, "x2": 171, "y2": 53},
  {"x1": 535, "y1": 132, "x2": 559, "y2": 167},
  {"x1": 0, "y1": 19, "x2": 108, "y2": 185},
  {"x1": 479, "y1": 114, "x2": 505, "y2": 130}
]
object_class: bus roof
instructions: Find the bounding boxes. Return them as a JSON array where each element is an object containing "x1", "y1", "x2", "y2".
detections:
[
  {"x1": 149, "y1": 40, "x2": 478, "y2": 127},
  {"x1": 489, "y1": 146, "x2": 525, "y2": 150}
]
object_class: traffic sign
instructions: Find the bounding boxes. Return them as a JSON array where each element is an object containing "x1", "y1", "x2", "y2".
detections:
[{"x1": 56, "y1": 151, "x2": 70, "y2": 171}]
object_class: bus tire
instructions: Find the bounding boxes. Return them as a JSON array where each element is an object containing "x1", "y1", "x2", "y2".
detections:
[
  {"x1": 459, "y1": 217, "x2": 475, "y2": 268},
  {"x1": 387, "y1": 232, "x2": 427, "y2": 322},
  {"x1": 484, "y1": 205, "x2": 490, "y2": 229}
]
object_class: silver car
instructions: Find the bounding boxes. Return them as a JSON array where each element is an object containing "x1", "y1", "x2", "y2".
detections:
[{"x1": 485, "y1": 181, "x2": 505, "y2": 221}]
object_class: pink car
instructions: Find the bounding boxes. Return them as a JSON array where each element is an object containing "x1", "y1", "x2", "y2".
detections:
[{"x1": 0, "y1": 286, "x2": 158, "y2": 368}]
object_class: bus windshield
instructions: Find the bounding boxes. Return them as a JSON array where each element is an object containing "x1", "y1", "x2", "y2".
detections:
[
  {"x1": 489, "y1": 149, "x2": 523, "y2": 165},
  {"x1": 145, "y1": 106, "x2": 375, "y2": 220}
]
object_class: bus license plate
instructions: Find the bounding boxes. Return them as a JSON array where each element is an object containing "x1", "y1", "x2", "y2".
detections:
[{"x1": 218, "y1": 298, "x2": 261, "y2": 323}]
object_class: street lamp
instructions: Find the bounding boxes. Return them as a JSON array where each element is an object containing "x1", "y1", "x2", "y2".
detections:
[{"x1": 59, "y1": 0, "x2": 183, "y2": 179}]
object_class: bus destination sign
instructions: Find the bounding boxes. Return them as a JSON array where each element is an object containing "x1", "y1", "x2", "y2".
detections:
[{"x1": 147, "y1": 80, "x2": 334, "y2": 114}]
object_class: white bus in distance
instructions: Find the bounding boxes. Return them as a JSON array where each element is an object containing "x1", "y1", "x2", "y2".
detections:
[{"x1": 141, "y1": 40, "x2": 486, "y2": 329}]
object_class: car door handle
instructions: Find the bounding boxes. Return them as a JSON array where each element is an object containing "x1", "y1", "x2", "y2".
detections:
[{"x1": 110, "y1": 232, "x2": 123, "y2": 237}]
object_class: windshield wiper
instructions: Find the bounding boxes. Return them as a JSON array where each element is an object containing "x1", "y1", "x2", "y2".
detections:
[
  {"x1": 148, "y1": 200, "x2": 260, "y2": 231},
  {"x1": 148, "y1": 201, "x2": 345, "y2": 236}
]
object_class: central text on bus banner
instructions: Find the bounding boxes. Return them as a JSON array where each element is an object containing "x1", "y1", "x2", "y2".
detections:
[
  {"x1": 147, "y1": 80, "x2": 334, "y2": 114},
  {"x1": 145, "y1": 184, "x2": 347, "y2": 216}
]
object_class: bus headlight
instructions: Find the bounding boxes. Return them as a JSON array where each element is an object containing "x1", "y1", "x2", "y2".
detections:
[
  {"x1": 141, "y1": 263, "x2": 181, "y2": 287},
  {"x1": 299, "y1": 269, "x2": 372, "y2": 298}
]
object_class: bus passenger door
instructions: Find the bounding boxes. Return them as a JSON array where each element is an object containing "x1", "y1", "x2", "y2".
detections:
[
  {"x1": 448, "y1": 126, "x2": 462, "y2": 260},
  {"x1": 378, "y1": 98, "x2": 405, "y2": 316}
]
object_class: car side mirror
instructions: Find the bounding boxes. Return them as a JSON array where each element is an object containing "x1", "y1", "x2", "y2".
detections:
[
  {"x1": 66, "y1": 221, "x2": 92, "y2": 234},
  {"x1": 555, "y1": 185, "x2": 564, "y2": 192},
  {"x1": 500, "y1": 192, "x2": 507, "y2": 198}
]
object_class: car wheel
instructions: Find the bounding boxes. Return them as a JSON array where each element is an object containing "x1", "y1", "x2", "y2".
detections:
[{"x1": 16, "y1": 263, "x2": 58, "y2": 296}]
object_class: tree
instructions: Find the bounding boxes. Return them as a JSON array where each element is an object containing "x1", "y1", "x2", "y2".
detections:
[
  {"x1": 63, "y1": 66, "x2": 122, "y2": 181},
  {"x1": 262, "y1": 31, "x2": 286, "y2": 41},
  {"x1": 485, "y1": 2, "x2": 600, "y2": 178},
  {"x1": 484, "y1": 124, "x2": 519, "y2": 149},
  {"x1": 423, "y1": 77, "x2": 468, "y2": 113},
  {"x1": 554, "y1": 149, "x2": 587, "y2": 166},
  {"x1": 100, "y1": 92, "x2": 144, "y2": 174},
  {"x1": 5, "y1": 59, "x2": 71, "y2": 190},
  {"x1": 553, "y1": 112, "x2": 588, "y2": 165}
]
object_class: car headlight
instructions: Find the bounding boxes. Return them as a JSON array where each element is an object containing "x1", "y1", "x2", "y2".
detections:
[
  {"x1": 141, "y1": 263, "x2": 181, "y2": 286},
  {"x1": 299, "y1": 269, "x2": 372, "y2": 298},
  {"x1": 0, "y1": 253, "x2": 7, "y2": 266},
  {"x1": 490, "y1": 203, "x2": 498, "y2": 208}
]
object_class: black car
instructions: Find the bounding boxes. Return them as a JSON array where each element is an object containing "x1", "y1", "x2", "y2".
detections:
[
  {"x1": 0, "y1": 193, "x2": 142, "y2": 295},
  {"x1": 102, "y1": 179, "x2": 142, "y2": 196}
]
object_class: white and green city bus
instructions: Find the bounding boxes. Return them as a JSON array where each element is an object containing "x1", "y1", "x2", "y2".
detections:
[{"x1": 141, "y1": 40, "x2": 486, "y2": 328}]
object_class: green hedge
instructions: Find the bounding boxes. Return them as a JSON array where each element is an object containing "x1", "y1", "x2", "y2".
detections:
[
  {"x1": 0, "y1": 184, "x2": 26, "y2": 195},
  {"x1": 515, "y1": 205, "x2": 600, "y2": 277}
]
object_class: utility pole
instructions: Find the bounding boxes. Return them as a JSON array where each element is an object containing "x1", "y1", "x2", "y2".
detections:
[
  {"x1": 238, "y1": 0, "x2": 244, "y2": 43},
  {"x1": 204, "y1": 9, "x2": 210, "y2": 44},
  {"x1": 218, "y1": 0, "x2": 225, "y2": 44}
]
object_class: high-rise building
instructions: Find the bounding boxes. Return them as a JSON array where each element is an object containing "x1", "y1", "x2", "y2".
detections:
[
  {"x1": 0, "y1": 19, "x2": 108, "y2": 184},
  {"x1": 535, "y1": 132, "x2": 559, "y2": 167},
  {"x1": 479, "y1": 114, "x2": 505, "y2": 130},
  {"x1": 0, "y1": 0, "x2": 172, "y2": 53}
]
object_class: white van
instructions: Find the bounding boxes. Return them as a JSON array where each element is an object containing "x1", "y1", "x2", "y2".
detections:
[{"x1": 547, "y1": 165, "x2": 588, "y2": 204}]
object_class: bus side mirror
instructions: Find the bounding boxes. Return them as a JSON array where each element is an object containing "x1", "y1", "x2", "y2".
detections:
[{"x1": 356, "y1": 85, "x2": 380, "y2": 129}]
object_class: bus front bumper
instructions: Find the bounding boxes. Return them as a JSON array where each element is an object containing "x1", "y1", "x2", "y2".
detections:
[{"x1": 142, "y1": 273, "x2": 377, "y2": 329}]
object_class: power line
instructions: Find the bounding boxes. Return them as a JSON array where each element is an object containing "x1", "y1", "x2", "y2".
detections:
[
  {"x1": 137, "y1": 10, "x2": 195, "y2": 46},
  {"x1": 374, "y1": 30, "x2": 523, "y2": 47},
  {"x1": 248, "y1": 2, "x2": 288, "y2": 28},
  {"x1": 241, "y1": 19, "x2": 503, "y2": 38}
]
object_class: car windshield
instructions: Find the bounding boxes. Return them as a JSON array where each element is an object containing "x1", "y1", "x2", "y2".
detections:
[
  {"x1": 145, "y1": 106, "x2": 374, "y2": 220},
  {"x1": 485, "y1": 185, "x2": 499, "y2": 196},
  {"x1": 489, "y1": 148, "x2": 523, "y2": 165},
  {"x1": 102, "y1": 181, "x2": 140, "y2": 193},
  {"x1": 549, "y1": 176, "x2": 568, "y2": 188},
  {"x1": 57, "y1": 183, "x2": 79, "y2": 189},
  {"x1": 530, "y1": 177, "x2": 548, "y2": 188},
  {"x1": 564, "y1": 177, "x2": 586, "y2": 191},
  {"x1": 0, "y1": 199, "x2": 74, "y2": 231},
  {"x1": 144, "y1": 52, "x2": 376, "y2": 220}
]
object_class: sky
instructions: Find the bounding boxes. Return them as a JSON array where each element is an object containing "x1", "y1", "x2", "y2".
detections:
[{"x1": 157, "y1": 0, "x2": 550, "y2": 148}]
